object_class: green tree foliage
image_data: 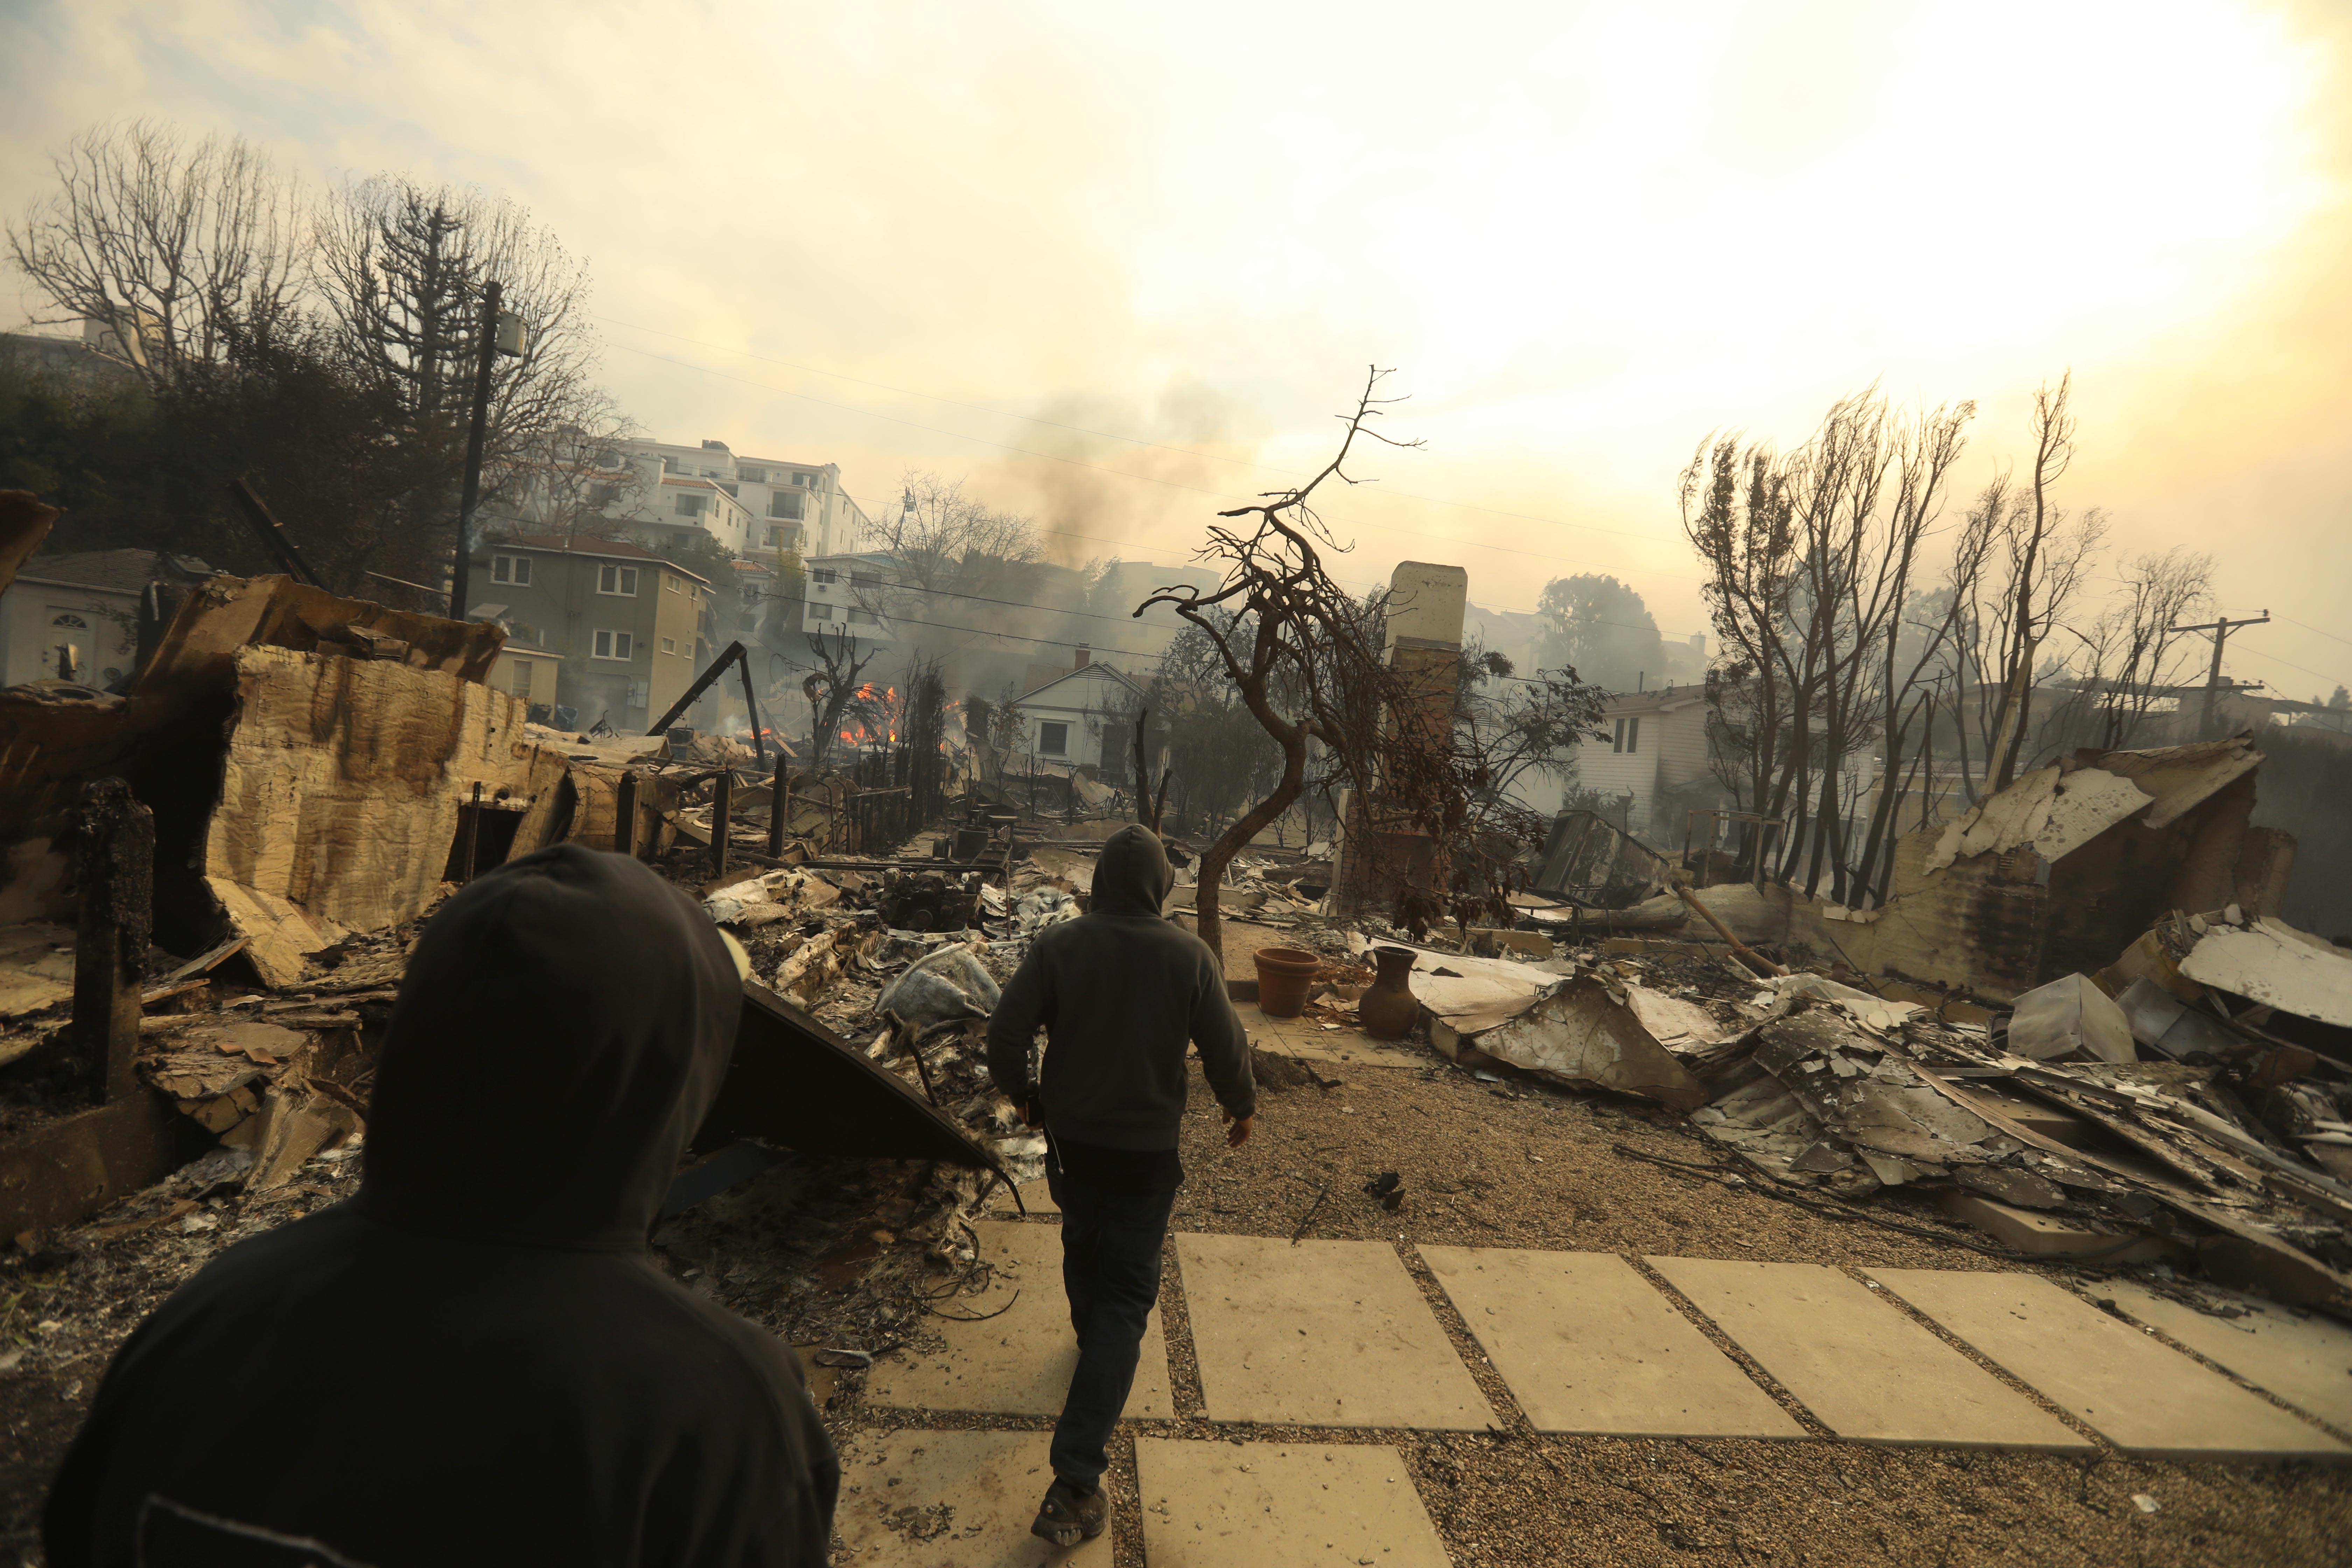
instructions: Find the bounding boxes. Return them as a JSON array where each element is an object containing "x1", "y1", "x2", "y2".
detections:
[{"x1": 1533, "y1": 573, "x2": 1666, "y2": 693}]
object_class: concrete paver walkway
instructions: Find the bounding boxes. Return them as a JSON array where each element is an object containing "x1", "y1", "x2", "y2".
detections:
[
  {"x1": 1869, "y1": 1268, "x2": 2349, "y2": 1459},
  {"x1": 1134, "y1": 1438, "x2": 1452, "y2": 1567},
  {"x1": 865, "y1": 1220, "x2": 1172, "y2": 1419},
  {"x1": 850, "y1": 1234, "x2": 2348, "y2": 1563},
  {"x1": 2101, "y1": 1278, "x2": 2352, "y2": 1430},
  {"x1": 1653, "y1": 1257, "x2": 2091, "y2": 1451},
  {"x1": 1177, "y1": 1233, "x2": 1496, "y2": 1429},
  {"x1": 1423, "y1": 1247, "x2": 1803, "y2": 1439},
  {"x1": 834, "y1": 1428, "x2": 1109, "y2": 1566}
]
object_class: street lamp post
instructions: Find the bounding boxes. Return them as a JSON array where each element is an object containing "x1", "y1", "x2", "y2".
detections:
[{"x1": 449, "y1": 281, "x2": 529, "y2": 621}]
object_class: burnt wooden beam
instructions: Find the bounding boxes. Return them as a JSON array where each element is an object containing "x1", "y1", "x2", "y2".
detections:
[
  {"x1": 648, "y1": 640, "x2": 748, "y2": 739},
  {"x1": 225, "y1": 478, "x2": 323, "y2": 588},
  {"x1": 72, "y1": 778, "x2": 153, "y2": 1104},
  {"x1": 615, "y1": 770, "x2": 639, "y2": 858},
  {"x1": 711, "y1": 768, "x2": 733, "y2": 876}
]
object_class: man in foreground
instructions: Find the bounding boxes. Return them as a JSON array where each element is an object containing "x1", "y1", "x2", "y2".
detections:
[
  {"x1": 46, "y1": 845, "x2": 838, "y2": 1566},
  {"x1": 987, "y1": 824, "x2": 1255, "y2": 1547}
]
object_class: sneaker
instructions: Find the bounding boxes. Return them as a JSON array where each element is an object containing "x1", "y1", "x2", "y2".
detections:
[{"x1": 1030, "y1": 1477, "x2": 1109, "y2": 1547}]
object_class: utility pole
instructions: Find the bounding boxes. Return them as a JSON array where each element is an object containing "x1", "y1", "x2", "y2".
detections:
[
  {"x1": 2170, "y1": 610, "x2": 2270, "y2": 738},
  {"x1": 450, "y1": 281, "x2": 529, "y2": 621}
]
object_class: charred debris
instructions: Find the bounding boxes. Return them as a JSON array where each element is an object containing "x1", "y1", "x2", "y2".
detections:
[{"x1": 0, "y1": 482, "x2": 2348, "y2": 1397}]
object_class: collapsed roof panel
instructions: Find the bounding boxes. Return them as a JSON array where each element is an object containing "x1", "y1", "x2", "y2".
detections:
[{"x1": 698, "y1": 981, "x2": 1014, "y2": 1176}]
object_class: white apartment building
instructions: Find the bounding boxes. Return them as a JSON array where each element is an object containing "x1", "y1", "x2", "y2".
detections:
[{"x1": 609, "y1": 438, "x2": 873, "y2": 560}]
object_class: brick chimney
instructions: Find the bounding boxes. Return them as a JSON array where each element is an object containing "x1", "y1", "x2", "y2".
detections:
[{"x1": 1074, "y1": 646, "x2": 1090, "y2": 668}]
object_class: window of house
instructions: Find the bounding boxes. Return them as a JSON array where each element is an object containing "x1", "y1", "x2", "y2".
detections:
[
  {"x1": 850, "y1": 572, "x2": 882, "y2": 591},
  {"x1": 847, "y1": 607, "x2": 878, "y2": 626},
  {"x1": 660, "y1": 637, "x2": 676, "y2": 653},
  {"x1": 490, "y1": 554, "x2": 532, "y2": 586},
  {"x1": 770, "y1": 491, "x2": 805, "y2": 520},
  {"x1": 674, "y1": 494, "x2": 706, "y2": 518},
  {"x1": 592, "y1": 630, "x2": 635, "y2": 661},
  {"x1": 588, "y1": 483, "x2": 618, "y2": 507},
  {"x1": 810, "y1": 567, "x2": 837, "y2": 585},
  {"x1": 1612, "y1": 716, "x2": 1640, "y2": 754},
  {"x1": 596, "y1": 564, "x2": 639, "y2": 596},
  {"x1": 1039, "y1": 721, "x2": 1068, "y2": 756},
  {"x1": 718, "y1": 482, "x2": 738, "y2": 498},
  {"x1": 739, "y1": 466, "x2": 766, "y2": 483},
  {"x1": 764, "y1": 523, "x2": 800, "y2": 549},
  {"x1": 794, "y1": 472, "x2": 812, "y2": 487},
  {"x1": 662, "y1": 456, "x2": 684, "y2": 474},
  {"x1": 509, "y1": 658, "x2": 533, "y2": 698},
  {"x1": 664, "y1": 574, "x2": 680, "y2": 594}
]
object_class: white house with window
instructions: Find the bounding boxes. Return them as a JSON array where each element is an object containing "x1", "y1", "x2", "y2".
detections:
[
  {"x1": 800, "y1": 552, "x2": 901, "y2": 644},
  {"x1": 1570, "y1": 683, "x2": 1711, "y2": 838},
  {"x1": 1008, "y1": 651, "x2": 1148, "y2": 782}
]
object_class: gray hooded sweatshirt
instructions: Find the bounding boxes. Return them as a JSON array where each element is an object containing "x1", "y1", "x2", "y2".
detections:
[{"x1": 986, "y1": 825, "x2": 1254, "y2": 1165}]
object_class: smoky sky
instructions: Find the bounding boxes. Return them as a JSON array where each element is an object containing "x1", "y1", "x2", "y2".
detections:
[{"x1": 3, "y1": 0, "x2": 2347, "y2": 694}]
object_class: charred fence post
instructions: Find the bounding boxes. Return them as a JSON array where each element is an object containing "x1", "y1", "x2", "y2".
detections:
[
  {"x1": 73, "y1": 778, "x2": 153, "y2": 1104},
  {"x1": 768, "y1": 771, "x2": 790, "y2": 859},
  {"x1": 712, "y1": 768, "x2": 734, "y2": 876},
  {"x1": 615, "y1": 769, "x2": 639, "y2": 859},
  {"x1": 460, "y1": 782, "x2": 484, "y2": 882}
]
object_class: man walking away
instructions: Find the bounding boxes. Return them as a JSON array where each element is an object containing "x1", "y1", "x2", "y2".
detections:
[
  {"x1": 987, "y1": 824, "x2": 1255, "y2": 1547},
  {"x1": 46, "y1": 845, "x2": 838, "y2": 1567}
]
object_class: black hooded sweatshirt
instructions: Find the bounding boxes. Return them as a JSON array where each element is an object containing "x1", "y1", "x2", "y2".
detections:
[
  {"x1": 44, "y1": 844, "x2": 838, "y2": 1568},
  {"x1": 985, "y1": 826, "x2": 1253, "y2": 1181}
]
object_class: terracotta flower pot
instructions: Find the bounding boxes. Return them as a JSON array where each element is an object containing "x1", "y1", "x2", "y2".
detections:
[
  {"x1": 1252, "y1": 946, "x2": 1322, "y2": 1019},
  {"x1": 1357, "y1": 945, "x2": 1420, "y2": 1039}
]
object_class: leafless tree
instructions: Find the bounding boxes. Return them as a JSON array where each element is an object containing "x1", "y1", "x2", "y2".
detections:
[
  {"x1": 800, "y1": 630, "x2": 881, "y2": 773},
  {"x1": 1137, "y1": 367, "x2": 1434, "y2": 965},
  {"x1": 311, "y1": 176, "x2": 616, "y2": 556},
  {"x1": 7, "y1": 121, "x2": 305, "y2": 390},
  {"x1": 1685, "y1": 389, "x2": 1975, "y2": 900},
  {"x1": 2047, "y1": 547, "x2": 2215, "y2": 752},
  {"x1": 1972, "y1": 374, "x2": 2108, "y2": 790}
]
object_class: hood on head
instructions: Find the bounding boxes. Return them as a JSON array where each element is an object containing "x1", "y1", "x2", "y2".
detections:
[
  {"x1": 1090, "y1": 824, "x2": 1174, "y2": 917},
  {"x1": 359, "y1": 843, "x2": 742, "y2": 1251}
]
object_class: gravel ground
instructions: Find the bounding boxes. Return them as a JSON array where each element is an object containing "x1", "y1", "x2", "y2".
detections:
[{"x1": 827, "y1": 1050, "x2": 2352, "y2": 1567}]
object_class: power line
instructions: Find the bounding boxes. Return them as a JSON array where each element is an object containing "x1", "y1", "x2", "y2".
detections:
[{"x1": 2280, "y1": 614, "x2": 2352, "y2": 652}]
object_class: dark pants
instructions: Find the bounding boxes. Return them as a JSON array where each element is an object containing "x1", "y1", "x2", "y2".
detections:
[{"x1": 1043, "y1": 1158, "x2": 1177, "y2": 1489}]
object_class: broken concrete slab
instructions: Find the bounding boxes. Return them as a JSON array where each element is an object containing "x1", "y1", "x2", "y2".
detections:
[
  {"x1": 2100, "y1": 1279, "x2": 2352, "y2": 1432},
  {"x1": 1133, "y1": 1439, "x2": 1451, "y2": 1568},
  {"x1": 1176, "y1": 1233, "x2": 1496, "y2": 1430},
  {"x1": 865, "y1": 1219, "x2": 1172, "y2": 1419},
  {"x1": 1866, "y1": 1268, "x2": 2347, "y2": 1458},
  {"x1": 832, "y1": 1428, "x2": 1107, "y2": 1566},
  {"x1": 1420, "y1": 1247, "x2": 1803, "y2": 1438},
  {"x1": 1651, "y1": 1258, "x2": 2093, "y2": 1451}
]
